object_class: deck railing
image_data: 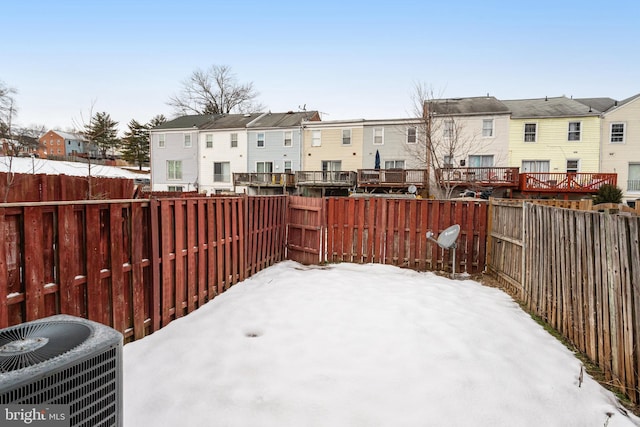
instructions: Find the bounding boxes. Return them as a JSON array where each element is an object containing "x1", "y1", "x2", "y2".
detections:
[
  {"x1": 435, "y1": 167, "x2": 520, "y2": 187},
  {"x1": 357, "y1": 169, "x2": 427, "y2": 188},
  {"x1": 520, "y1": 173, "x2": 617, "y2": 193},
  {"x1": 295, "y1": 171, "x2": 357, "y2": 187},
  {"x1": 233, "y1": 172, "x2": 295, "y2": 187}
]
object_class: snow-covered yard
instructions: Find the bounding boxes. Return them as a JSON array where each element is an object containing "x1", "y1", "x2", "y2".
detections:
[
  {"x1": 0, "y1": 156, "x2": 144, "y2": 179},
  {"x1": 124, "y1": 261, "x2": 639, "y2": 427}
]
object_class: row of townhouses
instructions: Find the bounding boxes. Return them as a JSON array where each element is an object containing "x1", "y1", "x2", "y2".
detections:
[{"x1": 149, "y1": 94, "x2": 640, "y2": 201}]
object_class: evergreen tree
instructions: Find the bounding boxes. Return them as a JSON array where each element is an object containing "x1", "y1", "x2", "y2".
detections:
[
  {"x1": 148, "y1": 114, "x2": 167, "y2": 128},
  {"x1": 121, "y1": 119, "x2": 150, "y2": 170},
  {"x1": 84, "y1": 111, "x2": 119, "y2": 158}
]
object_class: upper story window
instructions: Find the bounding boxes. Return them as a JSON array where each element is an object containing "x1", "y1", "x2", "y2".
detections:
[
  {"x1": 373, "y1": 128, "x2": 384, "y2": 145},
  {"x1": 312, "y1": 130, "x2": 321, "y2": 147},
  {"x1": 407, "y1": 126, "x2": 417, "y2": 144},
  {"x1": 206, "y1": 134, "x2": 213, "y2": 148},
  {"x1": 568, "y1": 122, "x2": 581, "y2": 141},
  {"x1": 257, "y1": 133, "x2": 265, "y2": 148},
  {"x1": 482, "y1": 119, "x2": 494, "y2": 137},
  {"x1": 158, "y1": 134, "x2": 166, "y2": 148},
  {"x1": 342, "y1": 129, "x2": 352, "y2": 145},
  {"x1": 610, "y1": 123, "x2": 625, "y2": 143},
  {"x1": 443, "y1": 120, "x2": 454, "y2": 139},
  {"x1": 524, "y1": 123, "x2": 537, "y2": 142},
  {"x1": 284, "y1": 131, "x2": 292, "y2": 147},
  {"x1": 230, "y1": 133, "x2": 238, "y2": 148},
  {"x1": 184, "y1": 134, "x2": 192, "y2": 148}
]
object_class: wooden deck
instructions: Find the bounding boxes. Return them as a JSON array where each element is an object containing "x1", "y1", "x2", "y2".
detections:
[
  {"x1": 520, "y1": 173, "x2": 617, "y2": 193},
  {"x1": 233, "y1": 172, "x2": 296, "y2": 187},
  {"x1": 357, "y1": 169, "x2": 427, "y2": 189},
  {"x1": 295, "y1": 171, "x2": 357, "y2": 187},
  {"x1": 435, "y1": 167, "x2": 520, "y2": 188}
]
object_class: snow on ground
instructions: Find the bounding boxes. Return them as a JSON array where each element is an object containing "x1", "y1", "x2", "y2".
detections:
[
  {"x1": 0, "y1": 156, "x2": 142, "y2": 179},
  {"x1": 124, "y1": 261, "x2": 640, "y2": 427}
]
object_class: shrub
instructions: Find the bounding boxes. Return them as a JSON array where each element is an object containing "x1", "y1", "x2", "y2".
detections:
[{"x1": 594, "y1": 184, "x2": 623, "y2": 204}]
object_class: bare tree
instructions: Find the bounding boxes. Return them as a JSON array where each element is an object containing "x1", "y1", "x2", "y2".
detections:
[
  {"x1": 407, "y1": 83, "x2": 481, "y2": 199},
  {"x1": 168, "y1": 65, "x2": 265, "y2": 116},
  {"x1": 0, "y1": 81, "x2": 19, "y2": 202}
]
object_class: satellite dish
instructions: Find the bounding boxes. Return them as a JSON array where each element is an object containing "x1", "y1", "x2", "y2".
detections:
[
  {"x1": 407, "y1": 185, "x2": 417, "y2": 194},
  {"x1": 437, "y1": 224, "x2": 460, "y2": 249},
  {"x1": 425, "y1": 224, "x2": 461, "y2": 278}
]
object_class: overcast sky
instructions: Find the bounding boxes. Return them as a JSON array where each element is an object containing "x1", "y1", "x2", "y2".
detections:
[{"x1": 4, "y1": 0, "x2": 639, "y2": 134}]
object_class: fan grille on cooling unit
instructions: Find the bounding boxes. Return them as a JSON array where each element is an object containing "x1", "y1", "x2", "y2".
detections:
[{"x1": 0, "y1": 321, "x2": 91, "y2": 372}]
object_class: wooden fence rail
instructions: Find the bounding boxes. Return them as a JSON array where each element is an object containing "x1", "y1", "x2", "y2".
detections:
[{"x1": 488, "y1": 198, "x2": 640, "y2": 403}]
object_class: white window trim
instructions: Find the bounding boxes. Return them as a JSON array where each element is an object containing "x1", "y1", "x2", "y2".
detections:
[
  {"x1": 373, "y1": 127, "x2": 384, "y2": 145},
  {"x1": 568, "y1": 121, "x2": 582, "y2": 142},
  {"x1": 524, "y1": 122, "x2": 537, "y2": 143},
  {"x1": 406, "y1": 126, "x2": 417, "y2": 144},
  {"x1": 482, "y1": 119, "x2": 494, "y2": 138},
  {"x1": 311, "y1": 130, "x2": 321, "y2": 147},
  {"x1": 610, "y1": 122, "x2": 626, "y2": 144},
  {"x1": 284, "y1": 131, "x2": 293, "y2": 147},
  {"x1": 205, "y1": 134, "x2": 213, "y2": 148},
  {"x1": 342, "y1": 129, "x2": 352, "y2": 145},
  {"x1": 167, "y1": 160, "x2": 182, "y2": 180},
  {"x1": 257, "y1": 132, "x2": 265, "y2": 148},
  {"x1": 283, "y1": 160, "x2": 292, "y2": 173},
  {"x1": 158, "y1": 134, "x2": 166, "y2": 149},
  {"x1": 566, "y1": 159, "x2": 580, "y2": 173},
  {"x1": 184, "y1": 134, "x2": 192, "y2": 148},
  {"x1": 230, "y1": 133, "x2": 238, "y2": 148}
]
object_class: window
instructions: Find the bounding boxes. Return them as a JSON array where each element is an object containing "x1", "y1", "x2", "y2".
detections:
[
  {"x1": 443, "y1": 155, "x2": 454, "y2": 167},
  {"x1": 184, "y1": 134, "x2": 192, "y2": 148},
  {"x1": 284, "y1": 131, "x2": 292, "y2": 147},
  {"x1": 385, "y1": 160, "x2": 405, "y2": 169},
  {"x1": 566, "y1": 159, "x2": 579, "y2": 173},
  {"x1": 468, "y1": 155, "x2": 494, "y2": 167},
  {"x1": 482, "y1": 119, "x2": 494, "y2": 137},
  {"x1": 158, "y1": 134, "x2": 165, "y2": 148},
  {"x1": 628, "y1": 164, "x2": 640, "y2": 192},
  {"x1": 284, "y1": 160, "x2": 292, "y2": 173},
  {"x1": 230, "y1": 133, "x2": 238, "y2": 148},
  {"x1": 521, "y1": 160, "x2": 550, "y2": 173},
  {"x1": 342, "y1": 129, "x2": 352, "y2": 145},
  {"x1": 167, "y1": 160, "x2": 182, "y2": 180},
  {"x1": 406, "y1": 126, "x2": 417, "y2": 144},
  {"x1": 257, "y1": 133, "x2": 265, "y2": 148},
  {"x1": 568, "y1": 122, "x2": 581, "y2": 141},
  {"x1": 206, "y1": 134, "x2": 213, "y2": 148},
  {"x1": 373, "y1": 128, "x2": 384, "y2": 145},
  {"x1": 322, "y1": 160, "x2": 342, "y2": 172},
  {"x1": 611, "y1": 123, "x2": 625, "y2": 143},
  {"x1": 213, "y1": 162, "x2": 230, "y2": 182},
  {"x1": 312, "y1": 130, "x2": 321, "y2": 147},
  {"x1": 443, "y1": 120, "x2": 454, "y2": 139},
  {"x1": 524, "y1": 123, "x2": 537, "y2": 142},
  {"x1": 168, "y1": 186, "x2": 183, "y2": 192},
  {"x1": 256, "y1": 162, "x2": 273, "y2": 173}
]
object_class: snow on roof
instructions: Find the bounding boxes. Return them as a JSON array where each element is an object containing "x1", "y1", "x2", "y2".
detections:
[{"x1": 0, "y1": 156, "x2": 141, "y2": 180}]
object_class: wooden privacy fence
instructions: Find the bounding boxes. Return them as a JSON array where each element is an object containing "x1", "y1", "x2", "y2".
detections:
[
  {"x1": 488, "y1": 199, "x2": 640, "y2": 403},
  {"x1": 0, "y1": 196, "x2": 287, "y2": 342},
  {"x1": 322, "y1": 197, "x2": 488, "y2": 274},
  {"x1": 0, "y1": 172, "x2": 134, "y2": 202}
]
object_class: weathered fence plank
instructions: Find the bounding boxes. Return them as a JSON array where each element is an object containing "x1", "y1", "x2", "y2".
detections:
[{"x1": 490, "y1": 199, "x2": 640, "y2": 403}]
